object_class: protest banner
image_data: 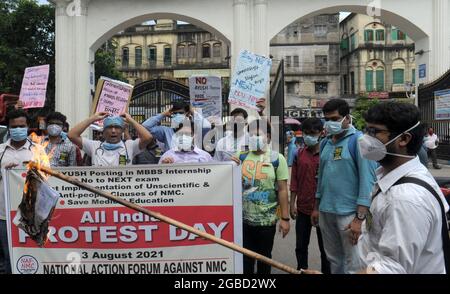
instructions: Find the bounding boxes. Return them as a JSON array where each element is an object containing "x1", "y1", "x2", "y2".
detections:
[
  {"x1": 92, "y1": 77, "x2": 134, "y2": 127},
  {"x1": 228, "y1": 50, "x2": 272, "y2": 110},
  {"x1": 5, "y1": 163, "x2": 242, "y2": 274},
  {"x1": 434, "y1": 89, "x2": 450, "y2": 120},
  {"x1": 19, "y1": 65, "x2": 50, "y2": 109},
  {"x1": 189, "y1": 76, "x2": 222, "y2": 124}
]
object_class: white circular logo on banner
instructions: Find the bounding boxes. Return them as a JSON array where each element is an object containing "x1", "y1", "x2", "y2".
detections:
[{"x1": 17, "y1": 255, "x2": 39, "y2": 274}]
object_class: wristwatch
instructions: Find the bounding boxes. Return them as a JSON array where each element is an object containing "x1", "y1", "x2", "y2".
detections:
[
  {"x1": 281, "y1": 217, "x2": 290, "y2": 221},
  {"x1": 356, "y1": 212, "x2": 367, "y2": 221}
]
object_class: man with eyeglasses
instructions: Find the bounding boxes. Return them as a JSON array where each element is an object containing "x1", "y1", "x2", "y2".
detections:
[
  {"x1": 312, "y1": 99, "x2": 377, "y2": 274},
  {"x1": 142, "y1": 100, "x2": 211, "y2": 154},
  {"x1": 356, "y1": 102, "x2": 449, "y2": 274}
]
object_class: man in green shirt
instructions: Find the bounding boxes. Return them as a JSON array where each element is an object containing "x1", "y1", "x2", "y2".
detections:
[{"x1": 233, "y1": 118, "x2": 290, "y2": 274}]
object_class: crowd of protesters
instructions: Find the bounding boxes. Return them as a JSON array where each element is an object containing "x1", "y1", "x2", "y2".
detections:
[{"x1": 0, "y1": 97, "x2": 448, "y2": 275}]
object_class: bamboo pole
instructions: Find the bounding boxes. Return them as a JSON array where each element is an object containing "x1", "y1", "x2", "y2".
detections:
[{"x1": 29, "y1": 162, "x2": 317, "y2": 275}]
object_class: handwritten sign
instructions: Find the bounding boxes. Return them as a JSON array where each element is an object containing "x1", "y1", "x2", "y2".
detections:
[
  {"x1": 92, "y1": 77, "x2": 133, "y2": 127},
  {"x1": 189, "y1": 76, "x2": 222, "y2": 124},
  {"x1": 19, "y1": 65, "x2": 50, "y2": 109},
  {"x1": 228, "y1": 50, "x2": 272, "y2": 110}
]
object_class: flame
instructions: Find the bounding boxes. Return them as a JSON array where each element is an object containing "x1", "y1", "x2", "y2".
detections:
[{"x1": 27, "y1": 132, "x2": 52, "y2": 180}]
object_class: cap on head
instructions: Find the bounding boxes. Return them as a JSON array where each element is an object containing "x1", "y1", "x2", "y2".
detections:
[{"x1": 103, "y1": 116, "x2": 124, "y2": 129}]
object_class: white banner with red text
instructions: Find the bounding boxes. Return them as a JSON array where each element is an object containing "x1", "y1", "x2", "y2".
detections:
[{"x1": 4, "y1": 163, "x2": 242, "y2": 274}]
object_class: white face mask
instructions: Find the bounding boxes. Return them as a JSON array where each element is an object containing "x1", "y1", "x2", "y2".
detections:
[
  {"x1": 249, "y1": 135, "x2": 266, "y2": 151},
  {"x1": 358, "y1": 121, "x2": 421, "y2": 162},
  {"x1": 176, "y1": 134, "x2": 193, "y2": 151}
]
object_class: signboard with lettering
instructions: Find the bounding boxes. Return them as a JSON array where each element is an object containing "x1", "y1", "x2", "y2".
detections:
[
  {"x1": 91, "y1": 77, "x2": 134, "y2": 128},
  {"x1": 5, "y1": 164, "x2": 243, "y2": 274},
  {"x1": 19, "y1": 65, "x2": 50, "y2": 109},
  {"x1": 189, "y1": 76, "x2": 222, "y2": 124},
  {"x1": 228, "y1": 50, "x2": 272, "y2": 110},
  {"x1": 435, "y1": 89, "x2": 450, "y2": 120}
]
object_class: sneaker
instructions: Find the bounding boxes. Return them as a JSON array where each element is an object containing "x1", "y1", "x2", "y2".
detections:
[{"x1": 434, "y1": 165, "x2": 442, "y2": 169}]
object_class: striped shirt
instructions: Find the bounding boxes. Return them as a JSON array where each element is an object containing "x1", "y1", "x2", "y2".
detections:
[{"x1": 44, "y1": 137, "x2": 77, "y2": 167}]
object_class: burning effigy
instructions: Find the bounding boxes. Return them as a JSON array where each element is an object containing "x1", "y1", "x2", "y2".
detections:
[
  {"x1": 12, "y1": 133, "x2": 60, "y2": 247},
  {"x1": 13, "y1": 169, "x2": 59, "y2": 247}
]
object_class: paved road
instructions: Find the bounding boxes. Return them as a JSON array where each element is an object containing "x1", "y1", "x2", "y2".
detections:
[{"x1": 270, "y1": 165, "x2": 450, "y2": 274}]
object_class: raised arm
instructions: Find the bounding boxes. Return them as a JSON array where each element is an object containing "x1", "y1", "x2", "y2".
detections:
[
  {"x1": 121, "y1": 113, "x2": 152, "y2": 150},
  {"x1": 68, "y1": 112, "x2": 108, "y2": 149}
]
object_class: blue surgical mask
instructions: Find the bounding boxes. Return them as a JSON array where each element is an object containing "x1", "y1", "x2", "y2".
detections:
[
  {"x1": 304, "y1": 135, "x2": 320, "y2": 147},
  {"x1": 171, "y1": 113, "x2": 186, "y2": 127},
  {"x1": 324, "y1": 117, "x2": 346, "y2": 135},
  {"x1": 9, "y1": 127, "x2": 28, "y2": 142},
  {"x1": 103, "y1": 142, "x2": 122, "y2": 151},
  {"x1": 47, "y1": 124, "x2": 62, "y2": 137}
]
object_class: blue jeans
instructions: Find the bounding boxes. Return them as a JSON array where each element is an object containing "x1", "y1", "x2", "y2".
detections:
[
  {"x1": 319, "y1": 212, "x2": 360, "y2": 274},
  {"x1": 0, "y1": 220, "x2": 11, "y2": 274}
]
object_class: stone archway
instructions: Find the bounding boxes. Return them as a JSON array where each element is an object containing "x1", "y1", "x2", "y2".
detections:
[{"x1": 50, "y1": 0, "x2": 448, "y2": 126}]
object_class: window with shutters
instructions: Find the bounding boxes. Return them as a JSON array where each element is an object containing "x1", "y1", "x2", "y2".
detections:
[{"x1": 135, "y1": 47, "x2": 142, "y2": 67}]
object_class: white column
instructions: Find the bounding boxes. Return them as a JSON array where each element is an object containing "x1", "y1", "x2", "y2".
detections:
[
  {"x1": 253, "y1": 0, "x2": 269, "y2": 57},
  {"x1": 73, "y1": 0, "x2": 91, "y2": 126},
  {"x1": 54, "y1": 0, "x2": 74, "y2": 123},
  {"x1": 431, "y1": 0, "x2": 450, "y2": 79},
  {"x1": 232, "y1": 0, "x2": 250, "y2": 70}
]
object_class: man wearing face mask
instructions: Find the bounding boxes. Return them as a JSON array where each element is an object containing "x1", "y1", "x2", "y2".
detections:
[
  {"x1": 0, "y1": 110, "x2": 47, "y2": 273},
  {"x1": 69, "y1": 112, "x2": 152, "y2": 167},
  {"x1": 312, "y1": 99, "x2": 377, "y2": 274},
  {"x1": 356, "y1": 102, "x2": 449, "y2": 274},
  {"x1": 214, "y1": 108, "x2": 249, "y2": 162},
  {"x1": 159, "y1": 119, "x2": 212, "y2": 164},
  {"x1": 290, "y1": 118, "x2": 330, "y2": 274},
  {"x1": 232, "y1": 119, "x2": 290, "y2": 274},
  {"x1": 44, "y1": 112, "x2": 77, "y2": 167},
  {"x1": 142, "y1": 100, "x2": 211, "y2": 153}
]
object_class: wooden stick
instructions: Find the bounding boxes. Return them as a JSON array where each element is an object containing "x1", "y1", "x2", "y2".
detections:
[{"x1": 29, "y1": 162, "x2": 309, "y2": 275}]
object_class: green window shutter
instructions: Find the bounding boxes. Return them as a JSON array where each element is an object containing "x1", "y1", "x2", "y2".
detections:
[
  {"x1": 341, "y1": 38, "x2": 349, "y2": 50},
  {"x1": 376, "y1": 69, "x2": 384, "y2": 90},
  {"x1": 412, "y1": 69, "x2": 416, "y2": 84},
  {"x1": 351, "y1": 34, "x2": 356, "y2": 50},
  {"x1": 392, "y1": 29, "x2": 398, "y2": 41},
  {"x1": 366, "y1": 70, "x2": 374, "y2": 91},
  {"x1": 393, "y1": 69, "x2": 404, "y2": 84},
  {"x1": 364, "y1": 30, "x2": 369, "y2": 41},
  {"x1": 376, "y1": 30, "x2": 385, "y2": 41}
]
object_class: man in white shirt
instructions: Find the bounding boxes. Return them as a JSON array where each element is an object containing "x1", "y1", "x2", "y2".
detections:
[
  {"x1": 0, "y1": 110, "x2": 47, "y2": 274},
  {"x1": 356, "y1": 102, "x2": 449, "y2": 274},
  {"x1": 214, "y1": 108, "x2": 249, "y2": 162},
  {"x1": 68, "y1": 112, "x2": 152, "y2": 167},
  {"x1": 424, "y1": 127, "x2": 441, "y2": 169}
]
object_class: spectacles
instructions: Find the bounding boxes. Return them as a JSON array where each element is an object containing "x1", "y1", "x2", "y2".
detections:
[{"x1": 363, "y1": 127, "x2": 390, "y2": 137}]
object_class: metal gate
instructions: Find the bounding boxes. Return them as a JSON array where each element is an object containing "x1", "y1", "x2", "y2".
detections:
[
  {"x1": 128, "y1": 78, "x2": 230, "y2": 137},
  {"x1": 418, "y1": 69, "x2": 450, "y2": 161},
  {"x1": 270, "y1": 60, "x2": 285, "y2": 154}
]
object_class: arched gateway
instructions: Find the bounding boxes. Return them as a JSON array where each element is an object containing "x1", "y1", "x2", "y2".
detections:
[{"x1": 49, "y1": 0, "x2": 449, "y2": 125}]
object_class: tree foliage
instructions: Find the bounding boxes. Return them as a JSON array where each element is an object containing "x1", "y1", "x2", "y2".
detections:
[
  {"x1": 351, "y1": 96, "x2": 380, "y2": 130},
  {"x1": 0, "y1": 0, "x2": 55, "y2": 116}
]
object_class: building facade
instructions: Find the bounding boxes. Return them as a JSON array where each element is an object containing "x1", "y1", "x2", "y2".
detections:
[
  {"x1": 340, "y1": 13, "x2": 416, "y2": 100},
  {"x1": 270, "y1": 14, "x2": 341, "y2": 118},
  {"x1": 113, "y1": 20, "x2": 230, "y2": 86}
]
